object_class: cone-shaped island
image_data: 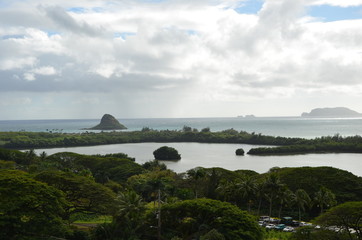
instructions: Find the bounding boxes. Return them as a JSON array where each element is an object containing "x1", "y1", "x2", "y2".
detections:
[{"x1": 87, "y1": 114, "x2": 127, "y2": 130}]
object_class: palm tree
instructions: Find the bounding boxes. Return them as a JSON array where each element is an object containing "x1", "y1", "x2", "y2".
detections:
[
  {"x1": 255, "y1": 181, "x2": 266, "y2": 216},
  {"x1": 186, "y1": 167, "x2": 206, "y2": 198},
  {"x1": 216, "y1": 180, "x2": 238, "y2": 203},
  {"x1": 314, "y1": 186, "x2": 336, "y2": 214},
  {"x1": 276, "y1": 187, "x2": 294, "y2": 219},
  {"x1": 115, "y1": 191, "x2": 146, "y2": 239},
  {"x1": 39, "y1": 151, "x2": 47, "y2": 160},
  {"x1": 236, "y1": 176, "x2": 257, "y2": 212},
  {"x1": 293, "y1": 189, "x2": 311, "y2": 221},
  {"x1": 264, "y1": 174, "x2": 285, "y2": 217}
]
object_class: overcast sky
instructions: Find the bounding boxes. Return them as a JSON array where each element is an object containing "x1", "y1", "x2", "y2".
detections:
[{"x1": 1, "y1": 0, "x2": 362, "y2": 120}]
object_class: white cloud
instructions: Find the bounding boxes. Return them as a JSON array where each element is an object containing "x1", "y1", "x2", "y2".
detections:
[
  {"x1": 32, "y1": 66, "x2": 58, "y2": 75},
  {"x1": 1, "y1": 0, "x2": 362, "y2": 118},
  {"x1": 23, "y1": 72, "x2": 36, "y2": 81},
  {"x1": 0, "y1": 57, "x2": 36, "y2": 70},
  {"x1": 311, "y1": 0, "x2": 362, "y2": 7}
]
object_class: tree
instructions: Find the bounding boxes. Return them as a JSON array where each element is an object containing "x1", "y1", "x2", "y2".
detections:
[
  {"x1": 0, "y1": 170, "x2": 67, "y2": 239},
  {"x1": 159, "y1": 198, "x2": 263, "y2": 240},
  {"x1": 186, "y1": 167, "x2": 206, "y2": 198},
  {"x1": 153, "y1": 146, "x2": 181, "y2": 160},
  {"x1": 127, "y1": 170, "x2": 176, "y2": 202},
  {"x1": 34, "y1": 171, "x2": 117, "y2": 221},
  {"x1": 293, "y1": 189, "x2": 311, "y2": 221},
  {"x1": 200, "y1": 229, "x2": 226, "y2": 240},
  {"x1": 277, "y1": 187, "x2": 294, "y2": 218},
  {"x1": 113, "y1": 191, "x2": 147, "y2": 239},
  {"x1": 142, "y1": 159, "x2": 167, "y2": 171},
  {"x1": 235, "y1": 148, "x2": 245, "y2": 156},
  {"x1": 314, "y1": 186, "x2": 336, "y2": 214},
  {"x1": 201, "y1": 127, "x2": 210, "y2": 133},
  {"x1": 236, "y1": 176, "x2": 257, "y2": 212},
  {"x1": 182, "y1": 126, "x2": 192, "y2": 132},
  {"x1": 264, "y1": 174, "x2": 285, "y2": 217},
  {"x1": 314, "y1": 201, "x2": 362, "y2": 240}
]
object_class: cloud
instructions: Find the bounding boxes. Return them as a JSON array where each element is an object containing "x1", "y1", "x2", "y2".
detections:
[
  {"x1": 1, "y1": 0, "x2": 362, "y2": 118},
  {"x1": 311, "y1": 0, "x2": 362, "y2": 7},
  {"x1": 23, "y1": 72, "x2": 36, "y2": 81},
  {"x1": 0, "y1": 57, "x2": 36, "y2": 70},
  {"x1": 40, "y1": 5, "x2": 104, "y2": 37},
  {"x1": 32, "y1": 66, "x2": 58, "y2": 75}
]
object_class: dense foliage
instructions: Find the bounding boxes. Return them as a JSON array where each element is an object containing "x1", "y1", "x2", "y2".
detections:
[
  {"x1": 0, "y1": 129, "x2": 306, "y2": 149},
  {"x1": 0, "y1": 170, "x2": 67, "y2": 240},
  {"x1": 315, "y1": 201, "x2": 362, "y2": 239},
  {"x1": 1, "y1": 143, "x2": 362, "y2": 239},
  {"x1": 235, "y1": 148, "x2": 245, "y2": 155},
  {"x1": 159, "y1": 198, "x2": 263, "y2": 240},
  {"x1": 153, "y1": 146, "x2": 181, "y2": 160}
]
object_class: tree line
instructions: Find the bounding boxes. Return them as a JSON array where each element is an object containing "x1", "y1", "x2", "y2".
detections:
[{"x1": 2, "y1": 128, "x2": 362, "y2": 156}]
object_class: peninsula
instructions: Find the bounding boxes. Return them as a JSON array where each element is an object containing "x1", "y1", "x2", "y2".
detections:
[
  {"x1": 301, "y1": 107, "x2": 362, "y2": 118},
  {"x1": 86, "y1": 114, "x2": 127, "y2": 130}
]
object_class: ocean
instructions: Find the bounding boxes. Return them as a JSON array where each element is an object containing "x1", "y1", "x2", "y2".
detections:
[{"x1": 1, "y1": 117, "x2": 362, "y2": 138}]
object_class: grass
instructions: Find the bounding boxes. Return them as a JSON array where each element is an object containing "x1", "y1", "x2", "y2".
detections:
[
  {"x1": 264, "y1": 230, "x2": 292, "y2": 240},
  {"x1": 73, "y1": 214, "x2": 112, "y2": 224}
]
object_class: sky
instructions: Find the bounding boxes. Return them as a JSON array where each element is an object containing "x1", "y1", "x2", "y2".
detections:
[{"x1": 1, "y1": 0, "x2": 362, "y2": 120}]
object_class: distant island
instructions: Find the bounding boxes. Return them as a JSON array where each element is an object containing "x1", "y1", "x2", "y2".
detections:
[
  {"x1": 85, "y1": 114, "x2": 127, "y2": 130},
  {"x1": 301, "y1": 107, "x2": 362, "y2": 118},
  {"x1": 237, "y1": 114, "x2": 256, "y2": 118}
]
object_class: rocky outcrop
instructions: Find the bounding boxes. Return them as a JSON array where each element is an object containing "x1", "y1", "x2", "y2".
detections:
[{"x1": 87, "y1": 114, "x2": 127, "y2": 130}]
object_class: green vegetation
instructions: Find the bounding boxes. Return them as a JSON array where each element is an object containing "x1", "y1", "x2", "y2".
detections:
[
  {"x1": 0, "y1": 128, "x2": 305, "y2": 149},
  {"x1": 236, "y1": 148, "x2": 245, "y2": 155},
  {"x1": 159, "y1": 198, "x2": 263, "y2": 240},
  {"x1": 153, "y1": 146, "x2": 181, "y2": 160},
  {"x1": 0, "y1": 170, "x2": 67, "y2": 239},
  {"x1": 314, "y1": 201, "x2": 362, "y2": 239},
  {"x1": 1, "y1": 129, "x2": 362, "y2": 156},
  {"x1": 264, "y1": 231, "x2": 292, "y2": 240},
  {"x1": 1, "y1": 145, "x2": 362, "y2": 239}
]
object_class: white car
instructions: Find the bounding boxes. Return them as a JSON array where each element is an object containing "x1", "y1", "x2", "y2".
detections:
[
  {"x1": 283, "y1": 226, "x2": 294, "y2": 232},
  {"x1": 265, "y1": 224, "x2": 275, "y2": 230}
]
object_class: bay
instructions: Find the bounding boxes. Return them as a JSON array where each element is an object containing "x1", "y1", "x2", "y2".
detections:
[{"x1": 35, "y1": 142, "x2": 362, "y2": 177}]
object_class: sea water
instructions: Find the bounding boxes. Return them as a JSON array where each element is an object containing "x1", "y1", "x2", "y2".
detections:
[{"x1": 1, "y1": 117, "x2": 362, "y2": 138}]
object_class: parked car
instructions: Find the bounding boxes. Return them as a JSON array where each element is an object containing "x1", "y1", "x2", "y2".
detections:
[
  {"x1": 275, "y1": 224, "x2": 286, "y2": 231},
  {"x1": 283, "y1": 226, "x2": 294, "y2": 232},
  {"x1": 291, "y1": 220, "x2": 300, "y2": 227},
  {"x1": 258, "y1": 221, "x2": 266, "y2": 227},
  {"x1": 265, "y1": 224, "x2": 275, "y2": 230},
  {"x1": 269, "y1": 218, "x2": 280, "y2": 224},
  {"x1": 259, "y1": 216, "x2": 270, "y2": 222}
]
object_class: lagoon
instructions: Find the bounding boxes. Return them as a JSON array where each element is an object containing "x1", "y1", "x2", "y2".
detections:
[{"x1": 35, "y1": 142, "x2": 362, "y2": 176}]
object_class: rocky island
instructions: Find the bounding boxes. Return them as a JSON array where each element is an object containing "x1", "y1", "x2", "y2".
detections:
[
  {"x1": 301, "y1": 107, "x2": 362, "y2": 118},
  {"x1": 86, "y1": 114, "x2": 127, "y2": 130}
]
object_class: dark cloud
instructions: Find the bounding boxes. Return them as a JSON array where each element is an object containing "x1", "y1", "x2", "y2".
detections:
[{"x1": 40, "y1": 5, "x2": 104, "y2": 37}]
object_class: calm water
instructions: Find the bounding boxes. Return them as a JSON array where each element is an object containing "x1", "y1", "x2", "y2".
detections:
[
  {"x1": 4, "y1": 117, "x2": 362, "y2": 176},
  {"x1": 1, "y1": 117, "x2": 362, "y2": 138},
  {"x1": 35, "y1": 142, "x2": 362, "y2": 176}
]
